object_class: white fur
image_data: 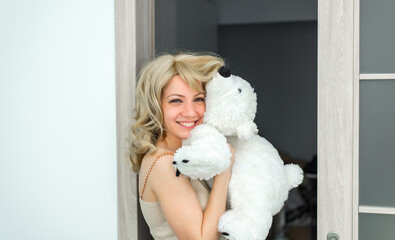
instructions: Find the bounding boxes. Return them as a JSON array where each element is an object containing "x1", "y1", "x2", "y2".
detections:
[
  {"x1": 173, "y1": 72, "x2": 304, "y2": 239},
  {"x1": 173, "y1": 124, "x2": 231, "y2": 180}
]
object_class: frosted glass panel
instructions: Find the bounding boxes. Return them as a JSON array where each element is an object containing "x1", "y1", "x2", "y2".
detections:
[
  {"x1": 360, "y1": 0, "x2": 395, "y2": 73},
  {"x1": 360, "y1": 80, "x2": 395, "y2": 207},
  {"x1": 359, "y1": 213, "x2": 395, "y2": 240}
]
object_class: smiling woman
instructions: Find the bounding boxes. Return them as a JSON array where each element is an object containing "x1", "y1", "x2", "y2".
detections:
[
  {"x1": 130, "y1": 53, "x2": 225, "y2": 169},
  {"x1": 130, "y1": 52, "x2": 235, "y2": 240},
  {"x1": 160, "y1": 75, "x2": 206, "y2": 145}
]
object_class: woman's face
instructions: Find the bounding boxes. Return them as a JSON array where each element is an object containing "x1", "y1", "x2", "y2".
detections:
[{"x1": 161, "y1": 75, "x2": 205, "y2": 141}]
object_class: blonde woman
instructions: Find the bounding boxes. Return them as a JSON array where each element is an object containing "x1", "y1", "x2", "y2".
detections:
[{"x1": 131, "y1": 53, "x2": 234, "y2": 240}]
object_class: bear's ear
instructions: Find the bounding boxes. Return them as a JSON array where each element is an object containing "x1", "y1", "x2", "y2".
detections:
[
  {"x1": 237, "y1": 121, "x2": 258, "y2": 141},
  {"x1": 218, "y1": 66, "x2": 231, "y2": 78}
]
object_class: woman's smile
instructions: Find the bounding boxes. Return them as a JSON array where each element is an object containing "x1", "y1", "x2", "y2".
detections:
[{"x1": 177, "y1": 120, "x2": 198, "y2": 128}]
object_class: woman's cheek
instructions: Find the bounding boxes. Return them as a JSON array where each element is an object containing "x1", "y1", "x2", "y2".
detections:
[{"x1": 201, "y1": 102, "x2": 206, "y2": 114}]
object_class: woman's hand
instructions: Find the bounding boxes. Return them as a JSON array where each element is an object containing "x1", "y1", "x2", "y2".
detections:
[
  {"x1": 228, "y1": 143, "x2": 235, "y2": 168},
  {"x1": 216, "y1": 143, "x2": 235, "y2": 183}
]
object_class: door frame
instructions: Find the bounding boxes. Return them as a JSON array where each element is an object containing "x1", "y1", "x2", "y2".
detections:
[
  {"x1": 115, "y1": 0, "x2": 155, "y2": 239},
  {"x1": 317, "y1": 0, "x2": 359, "y2": 239}
]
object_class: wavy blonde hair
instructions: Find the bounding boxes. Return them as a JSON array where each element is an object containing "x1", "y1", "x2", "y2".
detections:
[{"x1": 130, "y1": 52, "x2": 225, "y2": 172}]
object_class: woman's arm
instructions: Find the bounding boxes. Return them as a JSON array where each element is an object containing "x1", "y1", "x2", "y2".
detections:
[
  {"x1": 151, "y1": 145, "x2": 234, "y2": 240},
  {"x1": 200, "y1": 158, "x2": 232, "y2": 239}
]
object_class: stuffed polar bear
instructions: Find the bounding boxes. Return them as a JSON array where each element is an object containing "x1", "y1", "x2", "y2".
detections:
[{"x1": 172, "y1": 67, "x2": 304, "y2": 240}]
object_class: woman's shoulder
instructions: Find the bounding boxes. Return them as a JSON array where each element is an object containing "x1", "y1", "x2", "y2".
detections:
[
  {"x1": 142, "y1": 147, "x2": 174, "y2": 162},
  {"x1": 139, "y1": 148, "x2": 179, "y2": 200},
  {"x1": 140, "y1": 148, "x2": 175, "y2": 176},
  {"x1": 143, "y1": 148, "x2": 191, "y2": 191}
]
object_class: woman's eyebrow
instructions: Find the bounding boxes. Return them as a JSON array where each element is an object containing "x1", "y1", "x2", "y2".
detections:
[
  {"x1": 167, "y1": 94, "x2": 184, "y2": 99},
  {"x1": 167, "y1": 92, "x2": 204, "y2": 99}
]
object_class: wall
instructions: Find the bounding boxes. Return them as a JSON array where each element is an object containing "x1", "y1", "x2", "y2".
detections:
[
  {"x1": 155, "y1": 0, "x2": 219, "y2": 53},
  {"x1": 155, "y1": 0, "x2": 178, "y2": 53},
  {"x1": 155, "y1": 0, "x2": 318, "y2": 53},
  {"x1": 218, "y1": 22, "x2": 317, "y2": 161},
  {"x1": 0, "y1": 1, "x2": 117, "y2": 239},
  {"x1": 216, "y1": 0, "x2": 317, "y2": 24}
]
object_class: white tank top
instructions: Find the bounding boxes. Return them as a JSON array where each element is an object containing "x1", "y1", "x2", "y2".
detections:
[{"x1": 139, "y1": 179, "x2": 210, "y2": 240}]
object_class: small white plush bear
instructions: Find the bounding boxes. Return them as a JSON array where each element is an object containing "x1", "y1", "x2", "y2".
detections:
[{"x1": 173, "y1": 67, "x2": 304, "y2": 240}]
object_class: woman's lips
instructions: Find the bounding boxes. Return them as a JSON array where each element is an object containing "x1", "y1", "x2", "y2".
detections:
[{"x1": 177, "y1": 121, "x2": 198, "y2": 129}]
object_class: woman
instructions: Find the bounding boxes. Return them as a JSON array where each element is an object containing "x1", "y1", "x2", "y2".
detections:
[{"x1": 130, "y1": 53, "x2": 234, "y2": 240}]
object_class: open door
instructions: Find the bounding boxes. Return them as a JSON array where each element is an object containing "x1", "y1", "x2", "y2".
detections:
[{"x1": 318, "y1": 0, "x2": 395, "y2": 239}]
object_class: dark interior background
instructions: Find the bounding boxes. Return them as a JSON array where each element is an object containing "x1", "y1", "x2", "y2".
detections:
[
  {"x1": 218, "y1": 21, "x2": 317, "y2": 161},
  {"x1": 155, "y1": 0, "x2": 317, "y2": 162},
  {"x1": 152, "y1": 1, "x2": 318, "y2": 239}
]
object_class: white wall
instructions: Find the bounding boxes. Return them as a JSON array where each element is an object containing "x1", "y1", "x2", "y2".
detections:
[
  {"x1": 217, "y1": 0, "x2": 317, "y2": 24},
  {"x1": 0, "y1": 1, "x2": 117, "y2": 239}
]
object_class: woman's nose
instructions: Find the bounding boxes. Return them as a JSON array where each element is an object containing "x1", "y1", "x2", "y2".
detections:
[{"x1": 182, "y1": 101, "x2": 198, "y2": 116}]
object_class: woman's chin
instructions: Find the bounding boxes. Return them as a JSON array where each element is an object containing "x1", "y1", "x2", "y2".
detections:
[{"x1": 179, "y1": 131, "x2": 192, "y2": 140}]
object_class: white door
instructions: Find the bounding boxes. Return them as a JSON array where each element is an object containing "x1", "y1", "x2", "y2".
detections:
[{"x1": 318, "y1": 0, "x2": 395, "y2": 239}]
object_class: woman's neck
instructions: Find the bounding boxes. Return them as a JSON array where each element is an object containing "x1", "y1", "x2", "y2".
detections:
[{"x1": 156, "y1": 135, "x2": 182, "y2": 152}]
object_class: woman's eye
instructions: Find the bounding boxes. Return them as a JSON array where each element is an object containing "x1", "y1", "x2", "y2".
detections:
[
  {"x1": 194, "y1": 97, "x2": 205, "y2": 102},
  {"x1": 169, "y1": 99, "x2": 182, "y2": 103}
]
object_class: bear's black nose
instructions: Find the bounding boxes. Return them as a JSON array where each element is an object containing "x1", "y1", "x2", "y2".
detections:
[{"x1": 218, "y1": 66, "x2": 231, "y2": 78}]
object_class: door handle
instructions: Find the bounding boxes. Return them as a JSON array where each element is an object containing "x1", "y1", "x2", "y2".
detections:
[{"x1": 327, "y1": 233, "x2": 339, "y2": 240}]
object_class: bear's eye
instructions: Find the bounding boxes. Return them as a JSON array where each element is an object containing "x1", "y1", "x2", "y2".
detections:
[{"x1": 238, "y1": 88, "x2": 242, "y2": 93}]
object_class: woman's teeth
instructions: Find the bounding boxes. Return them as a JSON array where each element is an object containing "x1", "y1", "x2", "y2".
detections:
[{"x1": 178, "y1": 121, "x2": 196, "y2": 127}]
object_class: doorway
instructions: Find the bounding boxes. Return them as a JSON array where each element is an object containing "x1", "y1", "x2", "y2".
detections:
[
  {"x1": 117, "y1": 0, "x2": 395, "y2": 239},
  {"x1": 154, "y1": 1, "x2": 318, "y2": 239}
]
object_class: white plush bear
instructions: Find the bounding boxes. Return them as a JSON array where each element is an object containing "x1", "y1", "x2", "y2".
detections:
[{"x1": 172, "y1": 67, "x2": 304, "y2": 240}]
